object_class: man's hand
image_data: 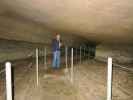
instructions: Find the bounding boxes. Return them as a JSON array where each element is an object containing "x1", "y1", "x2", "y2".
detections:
[{"x1": 59, "y1": 42, "x2": 62, "y2": 47}]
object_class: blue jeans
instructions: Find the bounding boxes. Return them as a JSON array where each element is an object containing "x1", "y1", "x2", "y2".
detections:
[{"x1": 52, "y1": 51, "x2": 60, "y2": 69}]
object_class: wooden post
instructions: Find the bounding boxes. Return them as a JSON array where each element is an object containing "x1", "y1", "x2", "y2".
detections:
[
  {"x1": 70, "y1": 48, "x2": 74, "y2": 83},
  {"x1": 36, "y1": 48, "x2": 39, "y2": 86},
  {"x1": 5, "y1": 62, "x2": 12, "y2": 100},
  {"x1": 107, "y1": 57, "x2": 113, "y2": 100}
]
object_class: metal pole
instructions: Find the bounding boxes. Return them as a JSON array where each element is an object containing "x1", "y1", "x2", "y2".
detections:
[
  {"x1": 65, "y1": 46, "x2": 68, "y2": 70},
  {"x1": 44, "y1": 47, "x2": 47, "y2": 69},
  {"x1": 70, "y1": 48, "x2": 74, "y2": 83},
  {"x1": 107, "y1": 57, "x2": 113, "y2": 100},
  {"x1": 80, "y1": 46, "x2": 81, "y2": 64},
  {"x1": 36, "y1": 48, "x2": 39, "y2": 86},
  {"x1": 88, "y1": 47, "x2": 90, "y2": 60},
  {"x1": 5, "y1": 62, "x2": 12, "y2": 100},
  {"x1": 84, "y1": 47, "x2": 86, "y2": 58},
  {"x1": 76, "y1": 48, "x2": 77, "y2": 63}
]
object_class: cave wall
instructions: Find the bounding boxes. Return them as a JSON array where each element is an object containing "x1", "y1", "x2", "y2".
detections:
[
  {"x1": 0, "y1": 13, "x2": 88, "y2": 48},
  {"x1": 96, "y1": 44, "x2": 133, "y2": 64}
]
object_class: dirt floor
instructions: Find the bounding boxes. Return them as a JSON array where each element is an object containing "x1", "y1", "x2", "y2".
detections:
[{"x1": 0, "y1": 59, "x2": 133, "y2": 100}]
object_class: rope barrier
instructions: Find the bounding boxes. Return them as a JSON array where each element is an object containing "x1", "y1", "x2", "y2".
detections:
[
  {"x1": 113, "y1": 63, "x2": 133, "y2": 72},
  {"x1": 0, "y1": 50, "x2": 34, "y2": 75},
  {"x1": 0, "y1": 69, "x2": 5, "y2": 75},
  {"x1": 95, "y1": 57, "x2": 133, "y2": 73}
]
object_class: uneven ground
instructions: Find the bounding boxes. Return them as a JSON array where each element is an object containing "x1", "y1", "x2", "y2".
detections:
[{"x1": 0, "y1": 59, "x2": 133, "y2": 100}]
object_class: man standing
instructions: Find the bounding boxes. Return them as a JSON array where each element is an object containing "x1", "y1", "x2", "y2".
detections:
[{"x1": 52, "y1": 33, "x2": 62, "y2": 69}]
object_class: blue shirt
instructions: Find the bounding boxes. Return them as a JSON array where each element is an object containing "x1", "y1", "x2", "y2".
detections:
[{"x1": 52, "y1": 39, "x2": 60, "y2": 52}]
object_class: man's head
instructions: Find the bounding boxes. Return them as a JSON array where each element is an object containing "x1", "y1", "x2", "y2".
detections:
[{"x1": 55, "y1": 33, "x2": 60, "y2": 41}]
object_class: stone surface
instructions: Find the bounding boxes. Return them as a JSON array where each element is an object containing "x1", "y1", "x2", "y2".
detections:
[
  {"x1": 96, "y1": 44, "x2": 133, "y2": 64},
  {"x1": 0, "y1": 0, "x2": 133, "y2": 44}
]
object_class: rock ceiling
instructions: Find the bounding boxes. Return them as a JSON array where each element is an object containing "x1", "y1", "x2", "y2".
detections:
[{"x1": 0, "y1": 0, "x2": 133, "y2": 45}]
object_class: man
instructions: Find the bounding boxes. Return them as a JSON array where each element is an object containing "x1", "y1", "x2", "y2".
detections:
[{"x1": 52, "y1": 33, "x2": 62, "y2": 69}]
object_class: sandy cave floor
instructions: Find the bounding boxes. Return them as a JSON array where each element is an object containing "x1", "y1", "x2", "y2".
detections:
[{"x1": 0, "y1": 59, "x2": 133, "y2": 100}]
